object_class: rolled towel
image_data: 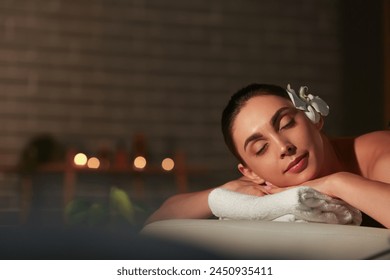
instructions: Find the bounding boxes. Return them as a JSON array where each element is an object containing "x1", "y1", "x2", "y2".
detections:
[{"x1": 208, "y1": 187, "x2": 362, "y2": 225}]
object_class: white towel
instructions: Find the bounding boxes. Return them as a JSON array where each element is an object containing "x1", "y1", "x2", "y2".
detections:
[{"x1": 208, "y1": 187, "x2": 362, "y2": 225}]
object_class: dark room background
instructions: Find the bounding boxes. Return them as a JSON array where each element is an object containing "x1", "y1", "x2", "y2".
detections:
[{"x1": 0, "y1": 0, "x2": 386, "y2": 226}]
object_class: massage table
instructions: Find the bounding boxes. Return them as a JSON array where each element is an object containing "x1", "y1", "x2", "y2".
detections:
[{"x1": 141, "y1": 219, "x2": 390, "y2": 259}]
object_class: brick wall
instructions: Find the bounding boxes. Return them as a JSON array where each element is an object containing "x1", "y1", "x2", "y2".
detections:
[{"x1": 0, "y1": 0, "x2": 343, "y2": 176}]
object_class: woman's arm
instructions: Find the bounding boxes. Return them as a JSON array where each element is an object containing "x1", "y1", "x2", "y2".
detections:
[
  {"x1": 331, "y1": 134, "x2": 390, "y2": 228},
  {"x1": 266, "y1": 169, "x2": 390, "y2": 228},
  {"x1": 305, "y1": 171, "x2": 390, "y2": 229},
  {"x1": 145, "y1": 177, "x2": 267, "y2": 224},
  {"x1": 145, "y1": 188, "x2": 214, "y2": 224}
]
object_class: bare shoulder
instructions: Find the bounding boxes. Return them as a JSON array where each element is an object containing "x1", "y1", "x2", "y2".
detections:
[
  {"x1": 355, "y1": 130, "x2": 390, "y2": 181},
  {"x1": 355, "y1": 130, "x2": 390, "y2": 155}
]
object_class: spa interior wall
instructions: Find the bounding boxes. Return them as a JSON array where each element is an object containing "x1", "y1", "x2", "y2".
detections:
[{"x1": 0, "y1": 0, "x2": 384, "y2": 226}]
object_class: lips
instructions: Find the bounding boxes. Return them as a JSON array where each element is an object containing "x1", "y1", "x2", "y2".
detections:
[{"x1": 284, "y1": 152, "x2": 309, "y2": 174}]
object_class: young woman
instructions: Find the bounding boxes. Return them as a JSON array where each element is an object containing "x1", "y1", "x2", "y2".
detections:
[{"x1": 146, "y1": 84, "x2": 390, "y2": 228}]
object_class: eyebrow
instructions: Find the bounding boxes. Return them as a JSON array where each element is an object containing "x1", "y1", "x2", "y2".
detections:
[{"x1": 243, "y1": 106, "x2": 291, "y2": 151}]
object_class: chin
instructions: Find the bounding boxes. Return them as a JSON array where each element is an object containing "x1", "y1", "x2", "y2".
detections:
[{"x1": 288, "y1": 170, "x2": 317, "y2": 186}]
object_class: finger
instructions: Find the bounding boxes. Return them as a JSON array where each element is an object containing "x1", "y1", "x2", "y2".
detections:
[
  {"x1": 266, "y1": 187, "x2": 284, "y2": 194},
  {"x1": 266, "y1": 185, "x2": 294, "y2": 194}
]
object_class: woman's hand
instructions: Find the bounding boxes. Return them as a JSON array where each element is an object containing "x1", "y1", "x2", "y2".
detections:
[
  {"x1": 300, "y1": 175, "x2": 336, "y2": 196},
  {"x1": 220, "y1": 176, "x2": 276, "y2": 196}
]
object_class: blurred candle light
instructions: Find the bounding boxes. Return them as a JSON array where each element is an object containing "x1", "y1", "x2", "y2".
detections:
[
  {"x1": 133, "y1": 156, "x2": 147, "y2": 170},
  {"x1": 161, "y1": 157, "x2": 175, "y2": 171},
  {"x1": 74, "y1": 153, "x2": 87, "y2": 166},
  {"x1": 87, "y1": 157, "x2": 100, "y2": 169}
]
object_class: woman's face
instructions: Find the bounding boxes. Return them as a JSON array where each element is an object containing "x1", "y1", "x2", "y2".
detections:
[{"x1": 232, "y1": 95, "x2": 325, "y2": 187}]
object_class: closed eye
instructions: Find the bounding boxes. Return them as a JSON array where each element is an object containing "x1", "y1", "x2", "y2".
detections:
[
  {"x1": 255, "y1": 143, "x2": 268, "y2": 156},
  {"x1": 280, "y1": 118, "x2": 295, "y2": 130},
  {"x1": 279, "y1": 113, "x2": 296, "y2": 130}
]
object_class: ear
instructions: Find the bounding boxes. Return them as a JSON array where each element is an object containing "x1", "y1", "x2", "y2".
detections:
[
  {"x1": 237, "y1": 163, "x2": 265, "y2": 184},
  {"x1": 315, "y1": 116, "x2": 324, "y2": 130}
]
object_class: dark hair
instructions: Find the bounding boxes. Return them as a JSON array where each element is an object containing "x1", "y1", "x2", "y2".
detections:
[{"x1": 221, "y1": 83, "x2": 290, "y2": 164}]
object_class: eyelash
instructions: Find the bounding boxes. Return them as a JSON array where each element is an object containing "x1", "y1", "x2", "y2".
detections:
[
  {"x1": 255, "y1": 117, "x2": 296, "y2": 156},
  {"x1": 256, "y1": 143, "x2": 268, "y2": 156},
  {"x1": 280, "y1": 118, "x2": 295, "y2": 130}
]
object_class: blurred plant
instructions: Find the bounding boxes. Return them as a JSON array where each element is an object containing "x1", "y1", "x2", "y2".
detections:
[
  {"x1": 65, "y1": 186, "x2": 146, "y2": 229},
  {"x1": 109, "y1": 186, "x2": 135, "y2": 224}
]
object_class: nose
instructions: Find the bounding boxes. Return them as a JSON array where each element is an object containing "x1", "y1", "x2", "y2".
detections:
[
  {"x1": 280, "y1": 143, "x2": 296, "y2": 158},
  {"x1": 268, "y1": 133, "x2": 296, "y2": 158}
]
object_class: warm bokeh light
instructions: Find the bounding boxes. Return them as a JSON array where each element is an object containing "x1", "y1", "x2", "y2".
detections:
[
  {"x1": 74, "y1": 153, "x2": 87, "y2": 166},
  {"x1": 133, "y1": 156, "x2": 147, "y2": 169},
  {"x1": 161, "y1": 157, "x2": 175, "y2": 171},
  {"x1": 87, "y1": 157, "x2": 100, "y2": 169}
]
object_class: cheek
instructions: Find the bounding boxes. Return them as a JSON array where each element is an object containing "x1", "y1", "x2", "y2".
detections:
[{"x1": 246, "y1": 155, "x2": 279, "y2": 179}]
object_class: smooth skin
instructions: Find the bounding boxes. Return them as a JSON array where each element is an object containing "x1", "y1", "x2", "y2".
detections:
[{"x1": 146, "y1": 95, "x2": 390, "y2": 228}]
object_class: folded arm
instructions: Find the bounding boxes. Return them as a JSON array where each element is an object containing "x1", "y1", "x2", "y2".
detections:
[
  {"x1": 145, "y1": 189, "x2": 214, "y2": 224},
  {"x1": 333, "y1": 173, "x2": 390, "y2": 228},
  {"x1": 145, "y1": 177, "x2": 267, "y2": 224}
]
